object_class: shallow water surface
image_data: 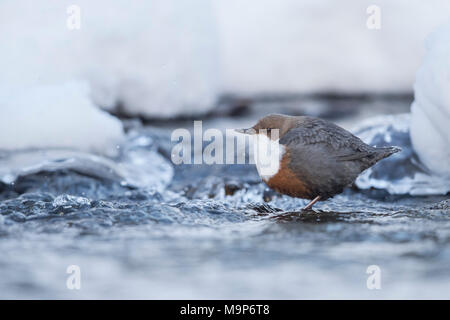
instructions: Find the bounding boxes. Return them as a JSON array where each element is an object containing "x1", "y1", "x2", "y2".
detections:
[
  {"x1": 0, "y1": 104, "x2": 449, "y2": 299},
  {"x1": 1, "y1": 168, "x2": 449, "y2": 299}
]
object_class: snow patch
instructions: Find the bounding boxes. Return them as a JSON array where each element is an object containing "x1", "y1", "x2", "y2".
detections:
[
  {"x1": 410, "y1": 20, "x2": 450, "y2": 176},
  {"x1": 0, "y1": 0, "x2": 219, "y2": 119},
  {"x1": 0, "y1": 82, "x2": 124, "y2": 156}
]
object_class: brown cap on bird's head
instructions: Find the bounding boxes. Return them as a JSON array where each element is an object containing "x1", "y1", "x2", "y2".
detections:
[{"x1": 235, "y1": 114, "x2": 298, "y2": 139}]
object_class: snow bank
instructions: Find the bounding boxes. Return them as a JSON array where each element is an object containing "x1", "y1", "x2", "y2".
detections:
[
  {"x1": 0, "y1": 0, "x2": 219, "y2": 119},
  {"x1": 410, "y1": 21, "x2": 450, "y2": 177},
  {"x1": 0, "y1": 82, "x2": 124, "y2": 156},
  {"x1": 1, "y1": 1, "x2": 450, "y2": 119},
  {"x1": 2, "y1": 1, "x2": 450, "y2": 120}
]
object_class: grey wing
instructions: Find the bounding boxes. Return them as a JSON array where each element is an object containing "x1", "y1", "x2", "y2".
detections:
[
  {"x1": 279, "y1": 118, "x2": 374, "y2": 198},
  {"x1": 280, "y1": 117, "x2": 375, "y2": 164},
  {"x1": 280, "y1": 117, "x2": 370, "y2": 152}
]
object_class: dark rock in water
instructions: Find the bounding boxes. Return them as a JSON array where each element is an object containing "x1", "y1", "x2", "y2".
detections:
[
  {"x1": 224, "y1": 181, "x2": 241, "y2": 196},
  {"x1": 246, "y1": 202, "x2": 281, "y2": 214},
  {"x1": 263, "y1": 188, "x2": 279, "y2": 202},
  {"x1": 212, "y1": 96, "x2": 252, "y2": 118},
  {"x1": 217, "y1": 94, "x2": 371, "y2": 121}
]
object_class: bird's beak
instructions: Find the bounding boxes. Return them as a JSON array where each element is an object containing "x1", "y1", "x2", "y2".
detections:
[{"x1": 234, "y1": 128, "x2": 255, "y2": 135}]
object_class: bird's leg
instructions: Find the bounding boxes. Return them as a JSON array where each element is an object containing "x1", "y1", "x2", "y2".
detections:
[{"x1": 303, "y1": 196, "x2": 321, "y2": 210}]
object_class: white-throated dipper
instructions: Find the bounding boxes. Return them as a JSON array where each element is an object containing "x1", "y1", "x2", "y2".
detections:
[{"x1": 236, "y1": 114, "x2": 401, "y2": 210}]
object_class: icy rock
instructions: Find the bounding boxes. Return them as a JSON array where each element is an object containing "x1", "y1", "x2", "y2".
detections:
[
  {"x1": 354, "y1": 114, "x2": 450, "y2": 195},
  {"x1": 0, "y1": 131, "x2": 174, "y2": 192},
  {"x1": 0, "y1": 82, "x2": 124, "y2": 156},
  {"x1": 410, "y1": 21, "x2": 450, "y2": 177}
]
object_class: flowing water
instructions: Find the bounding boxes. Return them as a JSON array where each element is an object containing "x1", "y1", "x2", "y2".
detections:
[{"x1": 0, "y1": 99, "x2": 449, "y2": 299}]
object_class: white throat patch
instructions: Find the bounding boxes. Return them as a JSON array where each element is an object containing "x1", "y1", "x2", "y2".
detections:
[{"x1": 252, "y1": 133, "x2": 285, "y2": 182}]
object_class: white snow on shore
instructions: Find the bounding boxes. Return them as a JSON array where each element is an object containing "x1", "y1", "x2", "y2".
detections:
[
  {"x1": 1, "y1": 1, "x2": 450, "y2": 117},
  {"x1": 410, "y1": 21, "x2": 450, "y2": 177},
  {"x1": 0, "y1": 82, "x2": 124, "y2": 156},
  {"x1": 0, "y1": 0, "x2": 219, "y2": 119}
]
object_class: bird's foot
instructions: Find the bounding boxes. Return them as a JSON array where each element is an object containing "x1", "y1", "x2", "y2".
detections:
[{"x1": 302, "y1": 196, "x2": 321, "y2": 211}]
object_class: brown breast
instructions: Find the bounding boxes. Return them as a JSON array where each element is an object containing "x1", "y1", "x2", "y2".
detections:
[{"x1": 265, "y1": 150, "x2": 314, "y2": 199}]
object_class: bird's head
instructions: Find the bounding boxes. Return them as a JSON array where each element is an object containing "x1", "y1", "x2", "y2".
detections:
[{"x1": 235, "y1": 114, "x2": 297, "y2": 140}]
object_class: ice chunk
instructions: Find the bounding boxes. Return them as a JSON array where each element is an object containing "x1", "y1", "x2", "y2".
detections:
[
  {"x1": 354, "y1": 114, "x2": 450, "y2": 195},
  {"x1": 410, "y1": 21, "x2": 450, "y2": 177},
  {"x1": 0, "y1": 82, "x2": 124, "y2": 156},
  {"x1": 0, "y1": 130, "x2": 174, "y2": 191}
]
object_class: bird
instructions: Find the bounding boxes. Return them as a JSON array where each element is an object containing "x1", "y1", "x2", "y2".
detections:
[{"x1": 236, "y1": 114, "x2": 401, "y2": 210}]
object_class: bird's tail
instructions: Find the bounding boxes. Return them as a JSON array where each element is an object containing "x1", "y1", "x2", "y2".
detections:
[{"x1": 373, "y1": 146, "x2": 402, "y2": 162}]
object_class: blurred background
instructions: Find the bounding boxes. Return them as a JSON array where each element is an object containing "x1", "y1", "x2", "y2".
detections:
[
  {"x1": 1, "y1": 0, "x2": 450, "y2": 116},
  {"x1": 0, "y1": 0, "x2": 449, "y2": 299}
]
